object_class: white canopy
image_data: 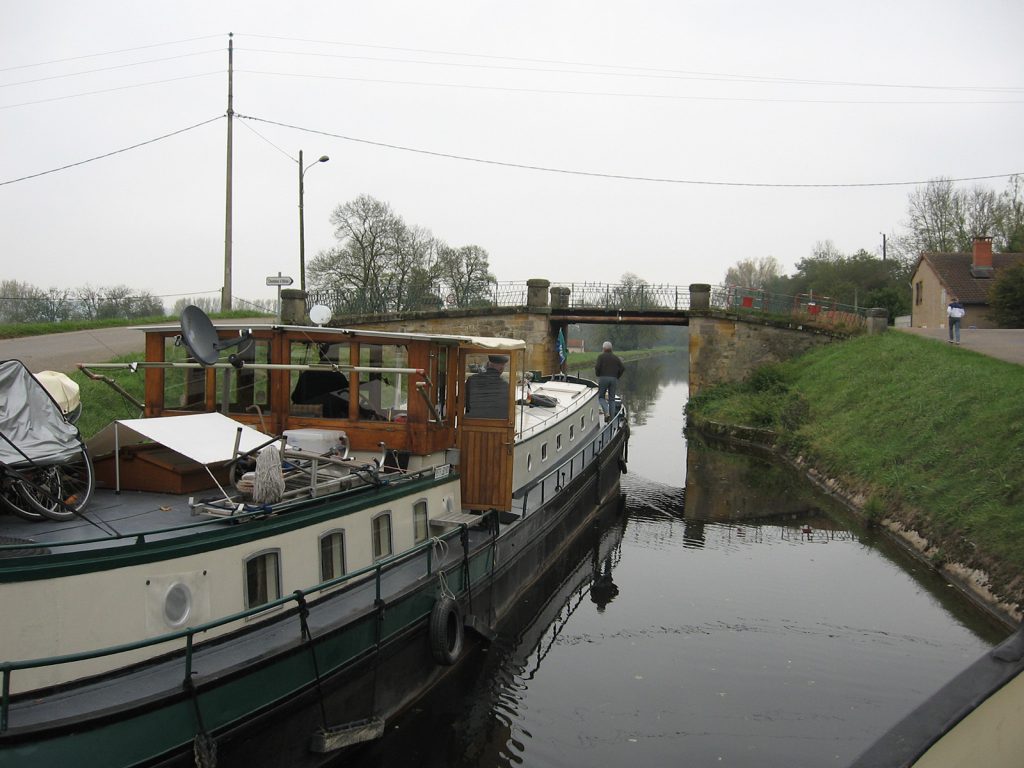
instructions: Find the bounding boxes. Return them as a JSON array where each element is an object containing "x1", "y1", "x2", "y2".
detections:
[{"x1": 89, "y1": 412, "x2": 273, "y2": 466}]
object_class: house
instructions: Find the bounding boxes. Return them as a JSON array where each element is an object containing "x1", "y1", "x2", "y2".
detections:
[
  {"x1": 567, "y1": 337, "x2": 585, "y2": 354},
  {"x1": 910, "y1": 236, "x2": 1024, "y2": 329}
]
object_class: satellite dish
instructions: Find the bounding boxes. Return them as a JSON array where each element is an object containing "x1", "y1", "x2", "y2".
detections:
[
  {"x1": 309, "y1": 305, "x2": 332, "y2": 327},
  {"x1": 179, "y1": 305, "x2": 252, "y2": 367}
]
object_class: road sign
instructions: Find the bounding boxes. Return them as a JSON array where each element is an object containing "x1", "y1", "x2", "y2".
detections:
[{"x1": 266, "y1": 275, "x2": 294, "y2": 287}]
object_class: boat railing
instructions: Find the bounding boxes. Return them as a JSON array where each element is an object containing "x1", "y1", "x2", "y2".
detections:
[
  {"x1": 514, "y1": 409, "x2": 624, "y2": 518},
  {"x1": 0, "y1": 508, "x2": 497, "y2": 732},
  {"x1": 515, "y1": 378, "x2": 595, "y2": 442}
]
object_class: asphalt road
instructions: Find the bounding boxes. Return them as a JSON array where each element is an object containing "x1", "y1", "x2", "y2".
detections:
[
  {"x1": 894, "y1": 326, "x2": 1024, "y2": 366},
  {"x1": 0, "y1": 320, "x2": 270, "y2": 374},
  {"x1": 1, "y1": 322, "x2": 1021, "y2": 375}
]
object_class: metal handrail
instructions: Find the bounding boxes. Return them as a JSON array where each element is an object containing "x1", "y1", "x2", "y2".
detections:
[{"x1": 0, "y1": 513, "x2": 487, "y2": 731}]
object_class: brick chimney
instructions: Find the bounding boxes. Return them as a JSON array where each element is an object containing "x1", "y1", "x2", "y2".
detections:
[{"x1": 971, "y1": 236, "x2": 994, "y2": 278}]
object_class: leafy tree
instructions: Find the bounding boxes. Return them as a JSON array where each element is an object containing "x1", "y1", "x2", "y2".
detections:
[
  {"x1": 995, "y1": 175, "x2": 1024, "y2": 253},
  {"x1": 903, "y1": 177, "x2": 1019, "y2": 255},
  {"x1": 436, "y1": 244, "x2": 496, "y2": 307},
  {"x1": 988, "y1": 262, "x2": 1024, "y2": 328},
  {"x1": 602, "y1": 273, "x2": 660, "y2": 350},
  {"x1": 0, "y1": 280, "x2": 49, "y2": 323},
  {"x1": 723, "y1": 256, "x2": 781, "y2": 289}
]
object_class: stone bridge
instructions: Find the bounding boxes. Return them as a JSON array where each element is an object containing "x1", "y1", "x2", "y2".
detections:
[{"x1": 283, "y1": 281, "x2": 887, "y2": 396}]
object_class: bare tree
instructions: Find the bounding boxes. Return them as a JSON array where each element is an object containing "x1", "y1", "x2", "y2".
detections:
[
  {"x1": 436, "y1": 244, "x2": 495, "y2": 307},
  {"x1": 723, "y1": 255, "x2": 781, "y2": 289}
]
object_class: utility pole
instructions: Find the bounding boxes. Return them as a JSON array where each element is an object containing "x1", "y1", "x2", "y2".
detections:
[
  {"x1": 880, "y1": 232, "x2": 887, "y2": 262},
  {"x1": 222, "y1": 32, "x2": 234, "y2": 311}
]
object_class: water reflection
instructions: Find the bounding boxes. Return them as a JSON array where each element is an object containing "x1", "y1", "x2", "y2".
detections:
[{"x1": 337, "y1": 353, "x2": 1007, "y2": 768}]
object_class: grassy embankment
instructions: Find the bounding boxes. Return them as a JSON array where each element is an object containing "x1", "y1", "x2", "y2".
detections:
[
  {"x1": 686, "y1": 330, "x2": 1024, "y2": 619},
  {"x1": 0, "y1": 311, "x2": 269, "y2": 340}
]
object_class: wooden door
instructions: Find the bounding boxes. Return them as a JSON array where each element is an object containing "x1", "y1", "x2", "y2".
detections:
[{"x1": 457, "y1": 348, "x2": 515, "y2": 511}]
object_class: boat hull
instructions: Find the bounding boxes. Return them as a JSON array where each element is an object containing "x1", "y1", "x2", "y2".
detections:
[{"x1": 1, "y1": 421, "x2": 628, "y2": 768}]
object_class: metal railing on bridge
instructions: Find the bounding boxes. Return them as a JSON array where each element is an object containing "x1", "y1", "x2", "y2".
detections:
[{"x1": 306, "y1": 281, "x2": 868, "y2": 330}]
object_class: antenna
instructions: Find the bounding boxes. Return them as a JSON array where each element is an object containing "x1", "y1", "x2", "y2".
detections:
[{"x1": 179, "y1": 305, "x2": 251, "y2": 367}]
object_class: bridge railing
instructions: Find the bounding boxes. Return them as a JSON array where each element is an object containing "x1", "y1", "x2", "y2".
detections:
[{"x1": 306, "y1": 281, "x2": 868, "y2": 330}]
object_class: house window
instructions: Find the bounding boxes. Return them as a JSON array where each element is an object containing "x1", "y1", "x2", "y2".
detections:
[
  {"x1": 414, "y1": 500, "x2": 429, "y2": 544},
  {"x1": 915, "y1": 281, "x2": 923, "y2": 306},
  {"x1": 372, "y1": 512, "x2": 393, "y2": 560},
  {"x1": 244, "y1": 550, "x2": 281, "y2": 609},
  {"x1": 319, "y1": 530, "x2": 347, "y2": 582}
]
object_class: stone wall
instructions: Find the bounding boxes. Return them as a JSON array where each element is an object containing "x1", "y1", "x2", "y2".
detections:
[{"x1": 688, "y1": 314, "x2": 840, "y2": 397}]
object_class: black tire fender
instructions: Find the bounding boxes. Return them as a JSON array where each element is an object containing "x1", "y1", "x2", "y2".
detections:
[{"x1": 429, "y1": 596, "x2": 464, "y2": 666}]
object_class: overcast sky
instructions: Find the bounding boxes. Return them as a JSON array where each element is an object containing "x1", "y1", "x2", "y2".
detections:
[{"x1": 2, "y1": 1, "x2": 1022, "y2": 309}]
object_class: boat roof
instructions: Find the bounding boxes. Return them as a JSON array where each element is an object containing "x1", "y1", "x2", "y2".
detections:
[{"x1": 133, "y1": 321, "x2": 527, "y2": 350}]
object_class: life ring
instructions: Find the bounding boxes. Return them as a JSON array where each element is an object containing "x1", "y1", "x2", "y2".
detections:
[{"x1": 429, "y1": 596, "x2": 464, "y2": 666}]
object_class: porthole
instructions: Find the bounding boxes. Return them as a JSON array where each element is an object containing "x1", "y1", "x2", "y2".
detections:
[
  {"x1": 541, "y1": 443, "x2": 548, "y2": 461},
  {"x1": 527, "y1": 454, "x2": 533, "y2": 471},
  {"x1": 164, "y1": 582, "x2": 192, "y2": 627},
  {"x1": 569, "y1": 425, "x2": 575, "y2": 441},
  {"x1": 556, "y1": 434, "x2": 563, "y2": 451}
]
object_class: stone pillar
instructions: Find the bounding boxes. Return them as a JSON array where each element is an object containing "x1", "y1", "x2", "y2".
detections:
[
  {"x1": 865, "y1": 307, "x2": 888, "y2": 335},
  {"x1": 689, "y1": 283, "x2": 711, "y2": 311},
  {"x1": 526, "y1": 279, "x2": 551, "y2": 309},
  {"x1": 550, "y1": 286, "x2": 570, "y2": 309},
  {"x1": 280, "y1": 289, "x2": 307, "y2": 324}
]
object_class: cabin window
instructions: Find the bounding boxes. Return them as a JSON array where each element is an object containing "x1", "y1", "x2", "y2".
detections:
[
  {"x1": 527, "y1": 454, "x2": 533, "y2": 472},
  {"x1": 290, "y1": 341, "x2": 352, "y2": 419},
  {"x1": 163, "y1": 336, "x2": 207, "y2": 411},
  {"x1": 580, "y1": 416, "x2": 585, "y2": 431},
  {"x1": 213, "y1": 339, "x2": 272, "y2": 416},
  {"x1": 433, "y1": 346, "x2": 449, "y2": 422},
  {"x1": 463, "y1": 351, "x2": 511, "y2": 420},
  {"x1": 541, "y1": 443, "x2": 548, "y2": 461},
  {"x1": 556, "y1": 434, "x2": 563, "y2": 451},
  {"x1": 372, "y1": 512, "x2": 393, "y2": 560},
  {"x1": 569, "y1": 425, "x2": 575, "y2": 441},
  {"x1": 244, "y1": 550, "x2": 281, "y2": 609},
  {"x1": 414, "y1": 500, "x2": 429, "y2": 544},
  {"x1": 319, "y1": 530, "x2": 347, "y2": 582},
  {"x1": 357, "y1": 344, "x2": 410, "y2": 422}
]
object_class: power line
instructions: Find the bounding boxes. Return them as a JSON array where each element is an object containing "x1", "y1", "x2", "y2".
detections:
[
  {"x1": 0, "y1": 71, "x2": 221, "y2": 110},
  {"x1": 236, "y1": 68, "x2": 1024, "y2": 106},
  {"x1": 237, "y1": 112, "x2": 1022, "y2": 189},
  {"x1": 238, "y1": 33, "x2": 1024, "y2": 94},
  {"x1": 0, "y1": 34, "x2": 225, "y2": 73},
  {"x1": 0, "y1": 50, "x2": 222, "y2": 89},
  {"x1": 237, "y1": 118, "x2": 297, "y2": 163},
  {"x1": 0, "y1": 116, "x2": 224, "y2": 186}
]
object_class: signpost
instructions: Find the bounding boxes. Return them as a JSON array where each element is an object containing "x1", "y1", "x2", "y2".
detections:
[{"x1": 267, "y1": 274, "x2": 294, "y2": 318}]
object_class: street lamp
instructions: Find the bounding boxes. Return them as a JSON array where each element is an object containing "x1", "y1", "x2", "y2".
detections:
[{"x1": 299, "y1": 150, "x2": 330, "y2": 292}]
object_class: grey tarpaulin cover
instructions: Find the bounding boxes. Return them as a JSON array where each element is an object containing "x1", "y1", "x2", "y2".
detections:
[{"x1": 0, "y1": 359, "x2": 82, "y2": 466}]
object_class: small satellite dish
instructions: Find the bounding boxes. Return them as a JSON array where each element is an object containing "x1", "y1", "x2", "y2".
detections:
[
  {"x1": 309, "y1": 305, "x2": 332, "y2": 327},
  {"x1": 179, "y1": 305, "x2": 252, "y2": 367}
]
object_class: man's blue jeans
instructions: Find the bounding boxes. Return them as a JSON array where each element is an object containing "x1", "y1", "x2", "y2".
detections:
[
  {"x1": 598, "y1": 376, "x2": 618, "y2": 416},
  {"x1": 949, "y1": 318, "x2": 961, "y2": 343}
]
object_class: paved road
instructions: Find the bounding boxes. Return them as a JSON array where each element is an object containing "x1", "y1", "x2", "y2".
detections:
[
  {"x1": 2, "y1": 322, "x2": 1022, "y2": 375},
  {"x1": 894, "y1": 326, "x2": 1024, "y2": 366},
  {"x1": 0, "y1": 320, "x2": 270, "y2": 374}
]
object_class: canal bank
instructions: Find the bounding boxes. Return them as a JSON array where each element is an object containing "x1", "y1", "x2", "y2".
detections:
[{"x1": 686, "y1": 330, "x2": 1024, "y2": 630}]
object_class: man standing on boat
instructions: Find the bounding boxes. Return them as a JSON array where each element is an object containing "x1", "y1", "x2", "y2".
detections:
[{"x1": 595, "y1": 341, "x2": 624, "y2": 422}]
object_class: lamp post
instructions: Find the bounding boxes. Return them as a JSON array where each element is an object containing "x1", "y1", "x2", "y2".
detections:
[{"x1": 299, "y1": 150, "x2": 330, "y2": 292}]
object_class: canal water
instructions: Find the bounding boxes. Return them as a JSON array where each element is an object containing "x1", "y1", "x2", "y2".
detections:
[{"x1": 343, "y1": 353, "x2": 1008, "y2": 767}]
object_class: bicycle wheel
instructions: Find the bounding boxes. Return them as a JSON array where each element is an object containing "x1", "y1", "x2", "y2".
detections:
[
  {"x1": 0, "y1": 472, "x2": 46, "y2": 521},
  {"x1": 19, "y1": 448, "x2": 95, "y2": 521}
]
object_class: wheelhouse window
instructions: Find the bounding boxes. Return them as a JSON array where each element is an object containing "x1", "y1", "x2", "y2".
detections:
[
  {"x1": 413, "y1": 500, "x2": 429, "y2": 544},
  {"x1": 244, "y1": 550, "x2": 281, "y2": 609},
  {"x1": 290, "y1": 341, "x2": 351, "y2": 419},
  {"x1": 372, "y1": 512, "x2": 393, "y2": 560},
  {"x1": 357, "y1": 344, "x2": 410, "y2": 422},
  {"x1": 164, "y1": 336, "x2": 207, "y2": 412},
  {"x1": 319, "y1": 530, "x2": 347, "y2": 582},
  {"x1": 463, "y1": 351, "x2": 511, "y2": 420},
  {"x1": 215, "y1": 339, "x2": 272, "y2": 415}
]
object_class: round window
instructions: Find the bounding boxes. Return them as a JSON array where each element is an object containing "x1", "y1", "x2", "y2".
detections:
[{"x1": 164, "y1": 582, "x2": 192, "y2": 627}]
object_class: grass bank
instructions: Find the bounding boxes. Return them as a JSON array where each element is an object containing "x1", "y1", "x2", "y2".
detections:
[
  {"x1": 0, "y1": 311, "x2": 271, "y2": 340},
  {"x1": 686, "y1": 331, "x2": 1024, "y2": 622},
  {"x1": 564, "y1": 345, "x2": 682, "y2": 371}
]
